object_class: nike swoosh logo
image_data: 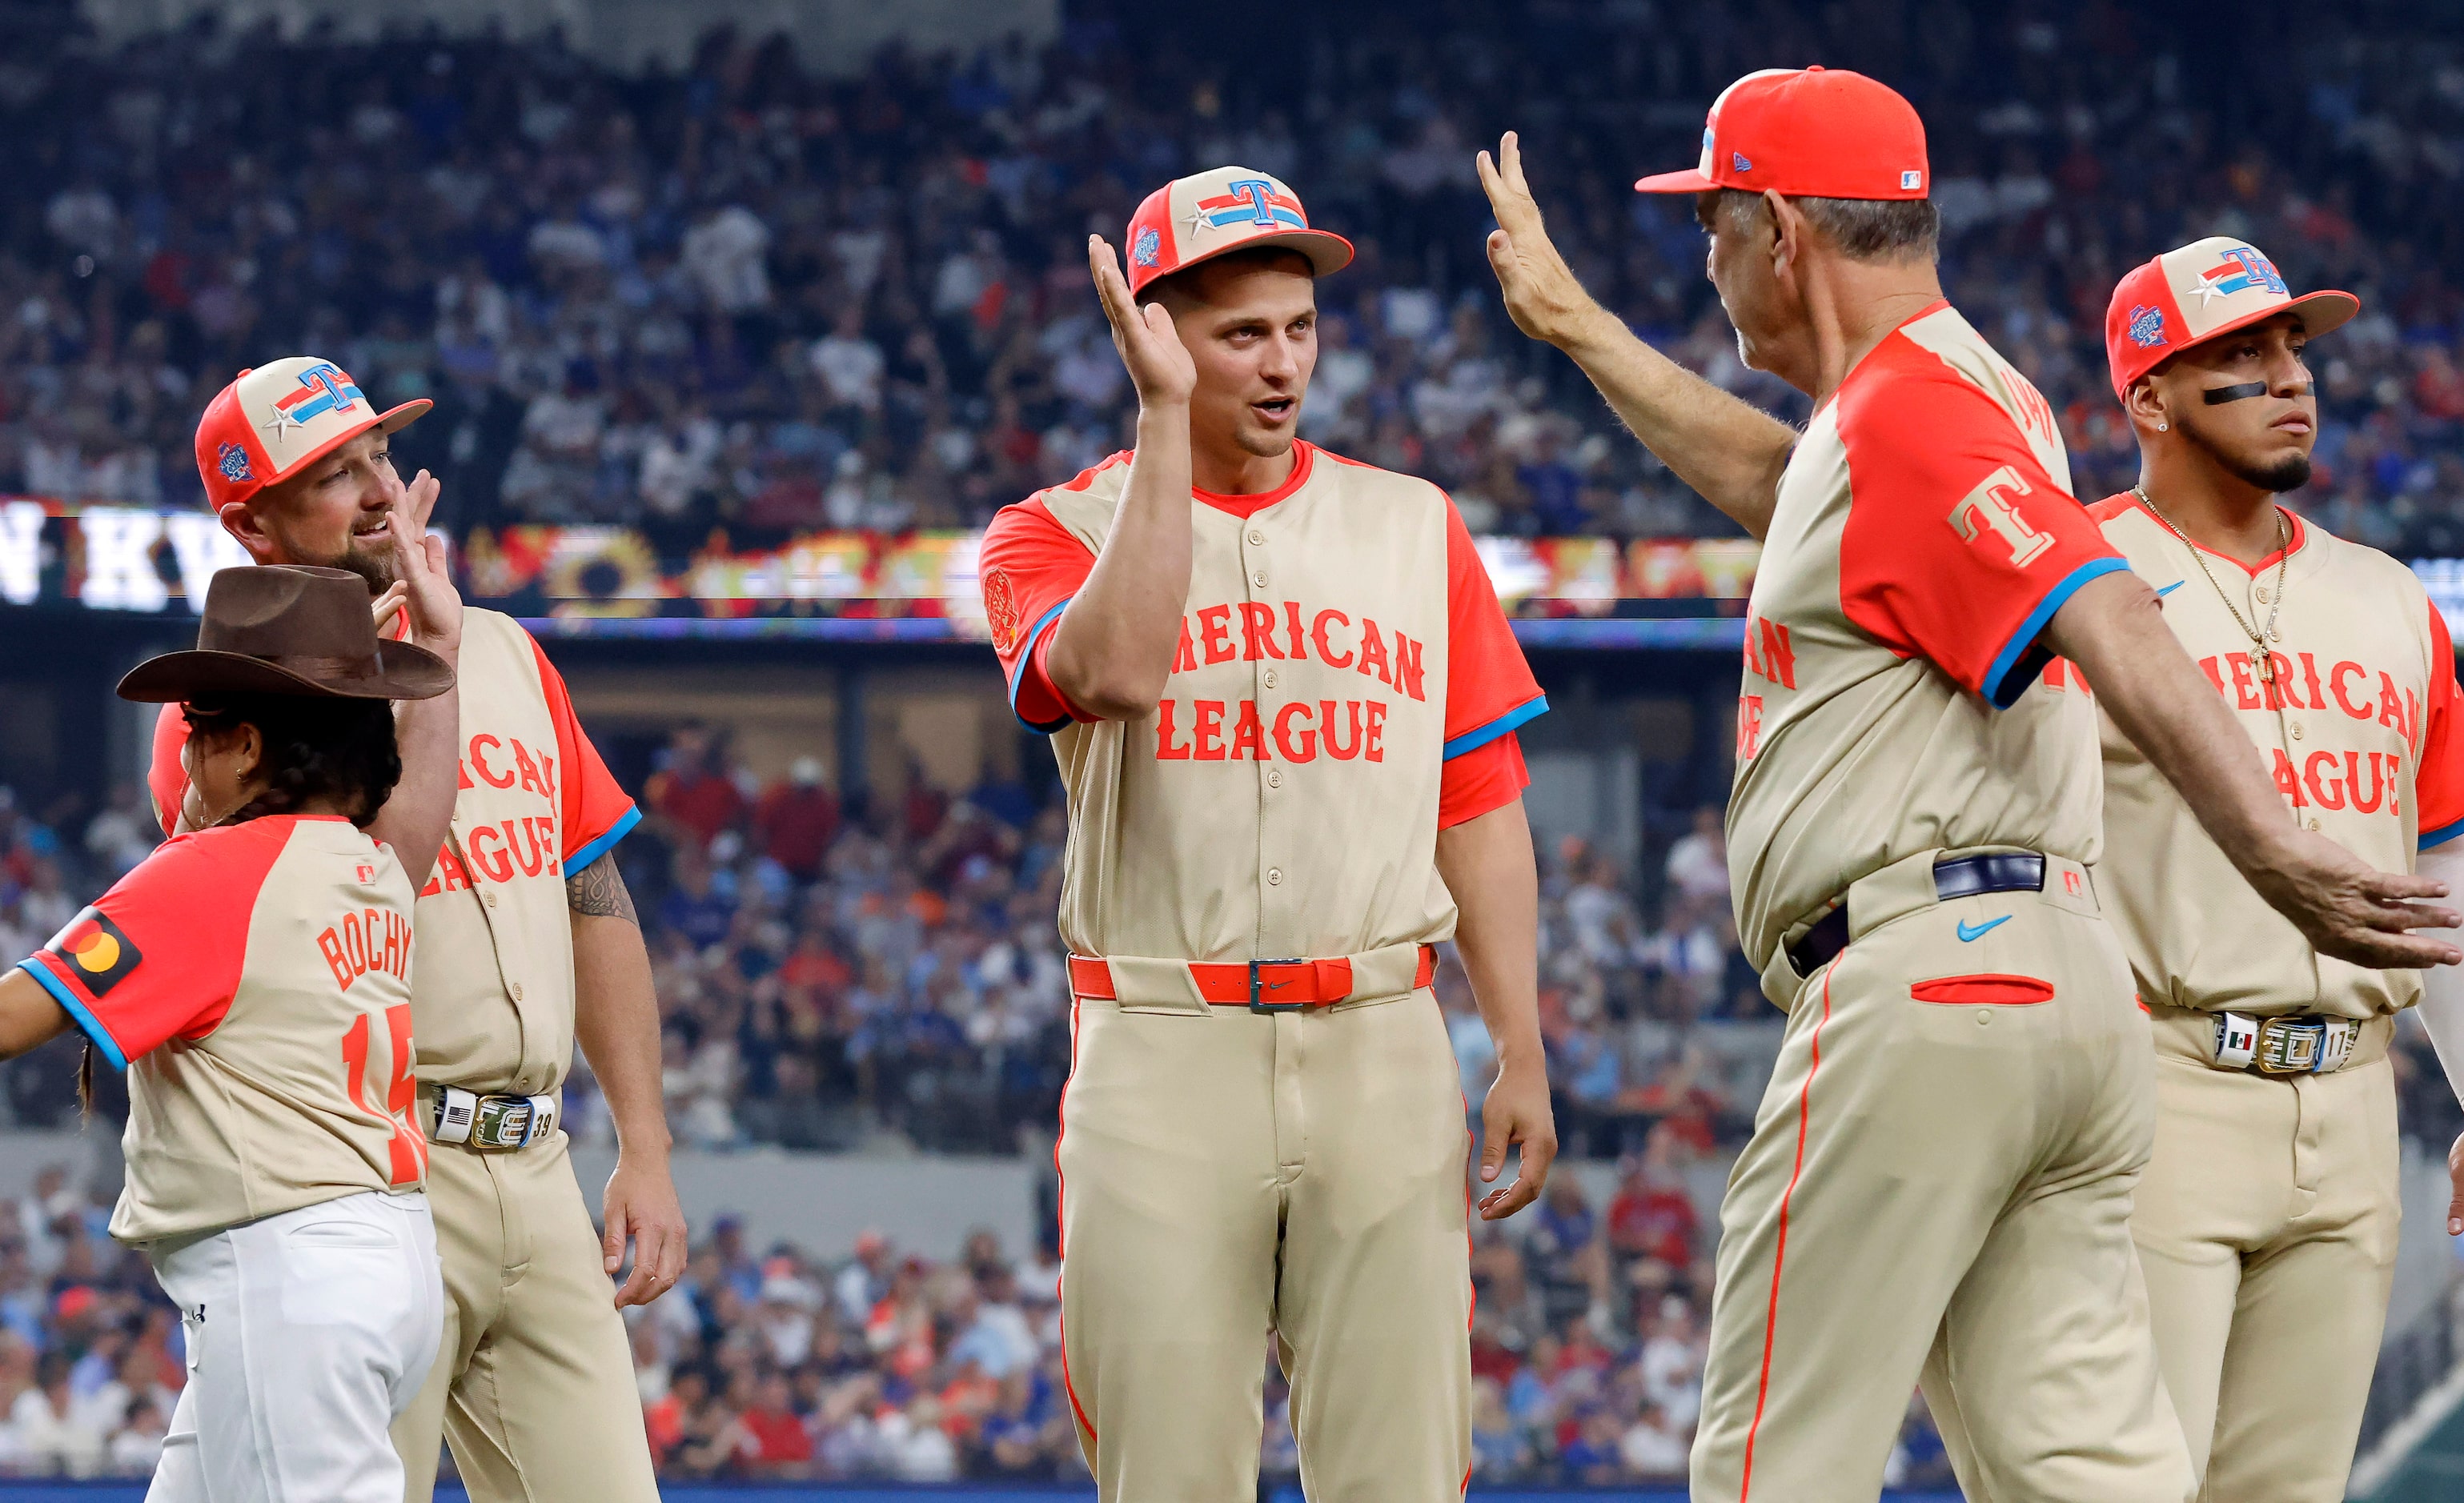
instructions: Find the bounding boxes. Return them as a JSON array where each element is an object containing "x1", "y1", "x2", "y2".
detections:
[
  {"x1": 2156, "y1": 581, "x2": 2184, "y2": 598},
  {"x1": 1266, "y1": 980, "x2": 1290, "y2": 989},
  {"x1": 1956, "y1": 916, "x2": 2012, "y2": 943}
]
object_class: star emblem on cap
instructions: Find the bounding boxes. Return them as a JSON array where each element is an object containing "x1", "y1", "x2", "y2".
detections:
[
  {"x1": 2182, "y1": 277, "x2": 2229, "y2": 309},
  {"x1": 260, "y1": 404, "x2": 300, "y2": 443},
  {"x1": 1184, "y1": 204, "x2": 1220, "y2": 239}
]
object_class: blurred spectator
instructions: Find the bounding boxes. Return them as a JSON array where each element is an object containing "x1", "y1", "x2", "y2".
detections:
[
  {"x1": 756, "y1": 758, "x2": 841, "y2": 883},
  {"x1": 1663, "y1": 808, "x2": 1730, "y2": 905}
]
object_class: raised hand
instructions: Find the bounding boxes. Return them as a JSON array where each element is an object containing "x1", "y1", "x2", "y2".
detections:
[
  {"x1": 1477, "y1": 130, "x2": 1607, "y2": 349},
  {"x1": 1089, "y1": 234, "x2": 1197, "y2": 409},
  {"x1": 384, "y1": 467, "x2": 461, "y2": 659}
]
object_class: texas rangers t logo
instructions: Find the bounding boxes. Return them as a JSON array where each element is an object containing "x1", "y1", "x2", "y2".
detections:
[
  {"x1": 1949, "y1": 466, "x2": 2056, "y2": 567},
  {"x1": 1226, "y1": 178, "x2": 1280, "y2": 226}
]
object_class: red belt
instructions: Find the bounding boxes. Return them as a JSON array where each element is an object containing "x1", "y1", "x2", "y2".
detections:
[{"x1": 1067, "y1": 946, "x2": 1438, "y2": 1012}]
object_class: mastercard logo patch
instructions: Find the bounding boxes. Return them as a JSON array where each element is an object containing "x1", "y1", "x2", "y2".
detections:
[{"x1": 46, "y1": 908, "x2": 141, "y2": 996}]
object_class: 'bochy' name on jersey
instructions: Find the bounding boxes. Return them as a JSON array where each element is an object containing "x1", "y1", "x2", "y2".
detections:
[{"x1": 318, "y1": 906, "x2": 414, "y2": 992}]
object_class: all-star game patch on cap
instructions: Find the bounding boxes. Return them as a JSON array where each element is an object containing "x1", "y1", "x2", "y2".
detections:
[
  {"x1": 193, "y1": 356, "x2": 431, "y2": 511},
  {"x1": 1632, "y1": 66, "x2": 1929, "y2": 202},
  {"x1": 45, "y1": 908, "x2": 142, "y2": 997},
  {"x1": 1121, "y1": 166, "x2": 1354, "y2": 297},
  {"x1": 2103, "y1": 236, "x2": 2360, "y2": 399}
]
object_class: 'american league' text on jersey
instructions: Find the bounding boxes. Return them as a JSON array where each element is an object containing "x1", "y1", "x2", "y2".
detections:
[
  {"x1": 2085, "y1": 496, "x2": 2464, "y2": 1018},
  {"x1": 1729, "y1": 302, "x2": 2126, "y2": 976},
  {"x1": 980, "y1": 442, "x2": 1546, "y2": 963}
]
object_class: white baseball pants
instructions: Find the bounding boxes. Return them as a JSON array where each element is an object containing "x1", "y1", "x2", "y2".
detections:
[{"x1": 145, "y1": 1189, "x2": 443, "y2": 1503}]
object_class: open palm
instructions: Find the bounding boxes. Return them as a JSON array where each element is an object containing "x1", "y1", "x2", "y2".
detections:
[{"x1": 1088, "y1": 234, "x2": 1197, "y2": 407}]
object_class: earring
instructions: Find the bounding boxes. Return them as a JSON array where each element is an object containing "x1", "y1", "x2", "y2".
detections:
[{"x1": 2157, "y1": 422, "x2": 2168, "y2": 431}]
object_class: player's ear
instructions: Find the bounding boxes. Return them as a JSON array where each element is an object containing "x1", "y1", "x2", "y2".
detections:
[
  {"x1": 2125, "y1": 373, "x2": 2170, "y2": 437},
  {"x1": 217, "y1": 499, "x2": 279, "y2": 564},
  {"x1": 1764, "y1": 191, "x2": 1799, "y2": 272}
]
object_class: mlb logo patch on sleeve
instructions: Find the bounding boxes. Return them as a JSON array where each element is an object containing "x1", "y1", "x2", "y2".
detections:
[{"x1": 46, "y1": 908, "x2": 142, "y2": 996}]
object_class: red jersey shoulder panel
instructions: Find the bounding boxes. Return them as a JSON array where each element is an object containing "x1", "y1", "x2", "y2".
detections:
[
  {"x1": 524, "y1": 628, "x2": 639, "y2": 872},
  {"x1": 18, "y1": 816, "x2": 299, "y2": 1068},
  {"x1": 1834, "y1": 330, "x2": 2125, "y2": 707},
  {"x1": 980, "y1": 495, "x2": 1098, "y2": 733},
  {"x1": 2416, "y1": 601, "x2": 2464, "y2": 850},
  {"x1": 1439, "y1": 491, "x2": 1547, "y2": 753}
]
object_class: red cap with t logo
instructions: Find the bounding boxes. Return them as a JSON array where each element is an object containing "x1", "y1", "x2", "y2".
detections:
[{"x1": 1633, "y1": 66, "x2": 1928, "y2": 202}]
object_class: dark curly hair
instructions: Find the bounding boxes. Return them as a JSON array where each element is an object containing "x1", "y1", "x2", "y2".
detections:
[{"x1": 182, "y1": 693, "x2": 403, "y2": 828}]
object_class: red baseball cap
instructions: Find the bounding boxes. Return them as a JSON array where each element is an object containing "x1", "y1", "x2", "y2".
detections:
[
  {"x1": 1634, "y1": 66, "x2": 1928, "y2": 202},
  {"x1": 195, "y1": 356, "x2": 430, "y2": 511},
  {"x1": 2104, "y1": 236, "x2": 2358, "y2": 399},
  {"x1": 1122, "y1": 166, "x2": 1353, "y2": 298}
]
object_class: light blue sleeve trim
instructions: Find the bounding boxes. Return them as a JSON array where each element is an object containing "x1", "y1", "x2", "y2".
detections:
[
  {"x1": 1005, "y1": 598, "x2": 1075, "y2": 735},
  {"x1": 15, "y1": 958, "x2": 129, "y2": 1072},
  {"x1": 2421, "y1": 819, "x2": 2464, "y2": 852},
  {"x1": 566, "y1": 803, "x2": 642, "y2": 876},
  {"x1": 1979, "y1": 557, "x2": 2133, "y2": 710},
  {"x1": 1443, "y1": 695, "x2": 1551, "y2": 760}
]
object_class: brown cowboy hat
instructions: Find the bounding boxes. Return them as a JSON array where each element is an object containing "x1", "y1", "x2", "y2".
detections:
[{"x1": 116, "y1": 566, "x2": 454, "y2": 703}]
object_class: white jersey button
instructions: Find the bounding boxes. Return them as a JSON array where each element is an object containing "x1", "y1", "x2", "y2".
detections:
[
  {"x1": 2290, "y1": 722, "x2": 2303, "y2": 740},
  {"x1": 1262, "y1": 669, "x2": 1278, "y2": 690},
  {"x1": 1251, "y1": 571, "x2": 1268, "y2": 590},
  {"x1": 511, "y1": 982, "x2": 524, "y2": 1000},
  {"x1": 484, "y1": 891, "x2": 498, "y2": 908},
  {"x1": 2256, "y1": 587, "x2": 2271, "y2": 603},
  {"x1": 1247, "y1": 530, "x2": 1266, "y2": 546},
  {"x1": 1266, "y1": 868, "x2": 1283, "y2": 886},
  {"x1": 1266, "y1": 769, "x2": 1283, "y2": 789}
]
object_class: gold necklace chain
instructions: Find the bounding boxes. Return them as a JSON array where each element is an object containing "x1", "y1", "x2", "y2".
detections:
[{"x1": 2131, "y1": 484, "x2": 2290, "y2": 682}]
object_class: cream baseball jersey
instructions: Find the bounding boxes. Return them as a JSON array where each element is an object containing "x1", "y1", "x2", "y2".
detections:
[
  {"x1": 15, "y1": 816, "x2": 424, "y2": 1244},
  {"x1": 147, "y1": 609, "x2": 640, "y2": 1096},
  {"x1": 1729, "y1": 302, "x2": 2125, "y2": 972},
  {"x1": 979, "y1": 442, "x2": 1545, "y2": 962},
  {"x1": 2081, "y1": 495, "x2": 2464, "y2": 1018}
]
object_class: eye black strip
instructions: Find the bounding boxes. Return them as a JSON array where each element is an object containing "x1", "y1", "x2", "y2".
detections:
[{"x1": 2202, "y1": 381, "x2": 2269, "y2": 406}]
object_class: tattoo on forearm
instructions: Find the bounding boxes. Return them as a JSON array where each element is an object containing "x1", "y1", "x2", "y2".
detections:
[{"x1": 566, "y1": 853, "x2": 639, "y2": 924}]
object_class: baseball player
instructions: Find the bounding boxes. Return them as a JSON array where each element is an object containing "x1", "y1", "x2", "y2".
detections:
[
  {"x1": 2087, "y1": 238, "x2": 2464, "y2": 1501},
  {"x1": 153, "y1": 358, "x2": 684, "y2": 1503},
  {"x1": 0, "y1": 563, "x2": 455, "y2": 1502},
  {"x1": 976, "y1": 166, "x2": 1555, "y2": 1501},
  {"x1": 1476, "y1": 69, "x2": 2457, "y2": 1503}
]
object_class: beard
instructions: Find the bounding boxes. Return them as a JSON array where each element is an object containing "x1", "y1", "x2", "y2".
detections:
[
  {"x1": 330, "y1": 539, "x2": 399, "y2": 592},
  {"x1": 2182, "y1": 419, "x2": 2313, "y2": 494}
]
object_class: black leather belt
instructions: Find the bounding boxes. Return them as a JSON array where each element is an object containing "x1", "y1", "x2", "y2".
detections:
[{"x1": 1786, "y1": 853, "x2": 2048, "y2": 976}]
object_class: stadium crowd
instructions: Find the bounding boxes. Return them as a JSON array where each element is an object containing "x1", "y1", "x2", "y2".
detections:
[{"x1": 1, "y1": 9, "x2": 2463, "y2": 557}]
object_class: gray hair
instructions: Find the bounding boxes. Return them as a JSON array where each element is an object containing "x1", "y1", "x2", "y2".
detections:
[{"x1": 1715, "y1": 189, "x2": 1940, "y2": 265}]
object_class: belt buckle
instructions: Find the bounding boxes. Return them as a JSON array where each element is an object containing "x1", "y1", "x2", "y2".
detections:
[
  {"x1": 2253, "y1": 1016, "x2": 2323, "y2": 1075},
  {"x1": 469, "y1": 1096, "x2": 536, "y2": 1150},
  {"x1": 1249, "y1": 959, "x2": 1307, "y2": 1013}
]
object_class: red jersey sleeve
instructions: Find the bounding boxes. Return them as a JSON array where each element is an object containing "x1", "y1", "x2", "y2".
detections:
[
  {"x1": 147, "y1": 704, "x2": 191, "y2": 838},
  {"x1": 1441, "y1": 499, "x2": 1547, "y2": 756},
  {"x1": 979, "y1": 497, "x2": 1098, "y2": 733},
  {"x1": 15, "y1": 820, "x2": 288, "y2": 1069},
  {"x1": 527, "y1": 632, "x2": 640, "y2": 873},
  {"x1": 2416, "y1": 600, "x2": 2464, "y2": 852},
  {"x1": 1836, "y1": 355, "x2": 2129, "y2": 708},
  {"x1": 1439, "y1": 733, "x2": 1531, "y2": 829}
]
